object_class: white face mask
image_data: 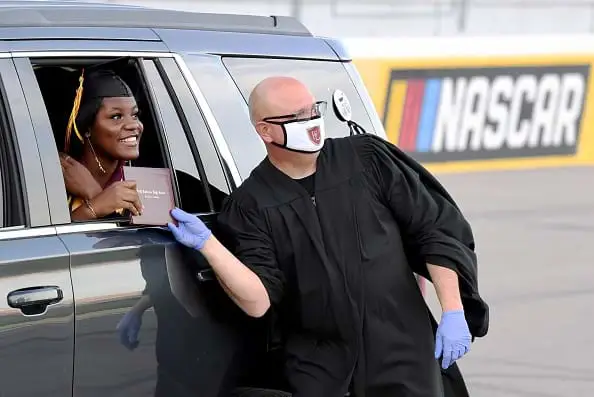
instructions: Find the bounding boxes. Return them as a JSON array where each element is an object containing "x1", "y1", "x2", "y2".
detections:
[{"x1": 273, "y1": 115, "x2": 326, "y2": 153}]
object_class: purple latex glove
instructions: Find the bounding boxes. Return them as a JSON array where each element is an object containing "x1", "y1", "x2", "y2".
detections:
[
  {"x1": 167, "y1": 207, "x2": 212, "y2": 250},
  {"x1": 116, "y1": 310, "x2": 142, "y2": 351},
  {"x1": 434, "y1": 310, "x2": 472, "y2": 369}
]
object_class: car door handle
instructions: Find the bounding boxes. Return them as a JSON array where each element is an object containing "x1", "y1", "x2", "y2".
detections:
[{"x1": 7, "y1": 286, "x2": 63, "y2": 315}]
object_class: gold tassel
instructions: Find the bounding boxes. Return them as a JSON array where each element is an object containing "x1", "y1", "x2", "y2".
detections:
[{"x1": 64, "y1": 69, "x2": 85, "y2": 153}]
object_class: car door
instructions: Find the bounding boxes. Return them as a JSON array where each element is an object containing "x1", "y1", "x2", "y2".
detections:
[
  {"x1": 14, "y1": 51, "x2": 251, "y2": 397},
  {"x1": 0, "y1": 57, "x2": 74, "y2": 397}
]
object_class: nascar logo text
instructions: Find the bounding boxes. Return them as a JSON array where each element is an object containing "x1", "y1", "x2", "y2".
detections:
[{"x1": 383, "y1": 66, "x2": 590, "y2": 162}]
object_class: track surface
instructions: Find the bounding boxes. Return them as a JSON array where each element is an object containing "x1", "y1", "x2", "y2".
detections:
[{"x1": 424, "y1": 166, "x2": 594, "y2": 397}]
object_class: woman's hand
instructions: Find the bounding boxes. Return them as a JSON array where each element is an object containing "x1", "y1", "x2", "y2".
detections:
[
  {"x1": 59, "y1": 152, "x2": 102, "y2": 200},
  {"x1": 89, "y1": 180, "x2": 143, "y2": 218}
]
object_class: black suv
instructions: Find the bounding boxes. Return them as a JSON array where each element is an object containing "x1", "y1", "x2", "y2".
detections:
[{"x1": 0, "y1": 1, "x2": 386, "y2": 396}]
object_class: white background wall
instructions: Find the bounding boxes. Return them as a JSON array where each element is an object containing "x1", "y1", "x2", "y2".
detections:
[{"x1": 91, "y1": 0, "x2": 594, "y2": 38}]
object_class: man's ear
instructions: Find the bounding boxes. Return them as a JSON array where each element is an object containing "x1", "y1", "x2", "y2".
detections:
[{"x1": 255, "y1": 121, "x2": 274, "y2": 144}]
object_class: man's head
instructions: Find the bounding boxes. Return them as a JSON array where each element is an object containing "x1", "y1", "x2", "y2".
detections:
[{"x1": 248, "y1": 76, "x2": 327, "y2": 156}]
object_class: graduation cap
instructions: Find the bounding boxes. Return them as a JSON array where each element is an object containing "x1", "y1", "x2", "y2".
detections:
[{"x1": 64, "y1": 57, "x2": 135, "y2": 153}]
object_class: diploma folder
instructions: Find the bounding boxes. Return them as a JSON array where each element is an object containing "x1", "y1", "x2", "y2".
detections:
[{"x1": 122, "y1": 166, "x2": 175, "y2": 226}]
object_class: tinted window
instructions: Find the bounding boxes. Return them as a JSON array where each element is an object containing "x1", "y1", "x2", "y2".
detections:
[
  {"x1": 217, "y1": 58, "x2": 377, "y2": 176},
  {"x1": 222, "y1": 58, "x2": 378, "y2": 139},
  {"x1": 30, "y1": 56, "x2": 215, "y2": 223},
  {"x1": 155, "y1": 57, "x2": 231, "y2": 210},
  {"x1": 143, "y1": 59, "x2": 218, "y2": 214},
  {"x1": 0, "y1": 129, "x2": 4, "y2": 227},
  {"x1": 0, "y1": 82, "x2": 24, "y2": 228}
]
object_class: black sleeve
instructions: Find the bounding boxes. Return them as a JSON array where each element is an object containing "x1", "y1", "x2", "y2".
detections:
[
  {"x1": 217, "y1": 197, "x2": 285, "y2": 308},
  {"x1": 360, "y1": 137, "x2": 468, "y2": 270},
  {"x1": 354, "y1": 134, "x2": 489, "y2": 338}
]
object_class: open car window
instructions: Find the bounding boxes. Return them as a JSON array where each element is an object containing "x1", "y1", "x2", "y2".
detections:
[{"x1": 27, "y1": 55, "x2": 219, "y2": 225}]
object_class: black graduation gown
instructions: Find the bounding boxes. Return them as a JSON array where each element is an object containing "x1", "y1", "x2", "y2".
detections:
[{"x1": 217, "y1": 133, "x2": 489, "y2": 397}]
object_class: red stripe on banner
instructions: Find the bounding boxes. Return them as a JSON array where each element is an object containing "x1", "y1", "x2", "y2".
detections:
[{"x1": 398, "y1": 79, "x2": 425, "y2": 152}]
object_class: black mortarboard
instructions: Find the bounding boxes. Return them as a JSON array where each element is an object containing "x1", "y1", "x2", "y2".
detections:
[{"x1": 64, "y1": 66, "x2": 134, "y2": 153}]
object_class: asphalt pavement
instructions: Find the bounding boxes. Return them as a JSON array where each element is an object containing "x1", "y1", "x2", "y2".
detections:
[{"x1": 424, "y1": 166, "x2": 594, "y2": 397}]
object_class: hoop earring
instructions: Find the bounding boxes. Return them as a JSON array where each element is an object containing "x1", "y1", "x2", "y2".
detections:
[{"x1": 86, "y1": 132, "x2": 106, "y2": 175}]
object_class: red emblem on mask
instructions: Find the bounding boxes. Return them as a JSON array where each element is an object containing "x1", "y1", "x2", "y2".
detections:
[{"x1": 307, "y1": 126, "x2": 321, "y2": 145}]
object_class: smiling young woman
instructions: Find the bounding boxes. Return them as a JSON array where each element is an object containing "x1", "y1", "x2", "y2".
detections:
[{"x1": 59, "y1": 68, "x2": 145, "y2": 222}]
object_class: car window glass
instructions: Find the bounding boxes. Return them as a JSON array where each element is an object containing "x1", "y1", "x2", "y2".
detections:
[
  {"x1": 142, "y1": 59, "x2": 214, "y2": 214},
  {"x1": 221, "y1": 57, "x2": 377, "y2": 140},
  {"x1": 31, "y1": 56, "x2": 213, "y2": 223},
  {"x1": 0, "y1": 82, "x2": 25, "y2": 228},
  {"x1": 156, "y1": 57, "x2": 231, "y2": 211},
  {"x1": 0, "y1": 130, "x2": 4, "y2": 228}
]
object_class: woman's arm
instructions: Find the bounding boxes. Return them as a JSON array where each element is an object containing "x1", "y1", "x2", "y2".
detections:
[
  {"x1": 59, "y1": 153, "x2": 103, "y2": 200},
  {"x1": 70, "y1": 181, "x2": 143, "y2": 222},
  {"x1": 71, "y1": 199, "x2": 100, "y2": 221}
]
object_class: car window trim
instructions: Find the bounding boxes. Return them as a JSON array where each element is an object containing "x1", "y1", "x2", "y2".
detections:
[
  {"x1": 0, "y1": 57, "x2": 49, "y2": 227},
  {"x1": 0, "y1": 75, "x2": 27, "y2": 228},
  {"x1": 0, "y1": 139, "x2": 3, "y2": 227},
  {"x1": 10, "y1": 51, "x2": 241, "y2": 190},
  {"x1": 7, "y1": 50, "x2": 237, "y2": 233},
  {"x1": 5, "y1": 51, "x2": 241, "y2": 228},
  {"x1": 7, "y1": 50, "x2": 227, "y2": 231},
  {"x1": 13, "y1": 57, "x2": 75, "y2": 225},
  {"x1": 133, "y1": 57, "x2": 184, "y2": 209},
  {"x1": 11, "y1": 50, "x2": 242, "y2": 187},
  {"x1": 342, "y1": 61, "x2": 386, "y2": 140},
  {"x1": 0, "y1": 221, "x2": 159, "y2": 240},
  {"x1": 0, "y1": 225, "x2": 56, "y2": 241},
  {"x1": 172, "y1": 53, "x2": 242, "y2": 188},
  {"x1": 144, "y1": 58, "x2": 215, "y2": 212}
]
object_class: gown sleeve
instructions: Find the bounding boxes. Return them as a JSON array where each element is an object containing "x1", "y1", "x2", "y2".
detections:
[
  {"x1": 355, "y1": 134, "x2": 489, "y2": 339},
  {"x1": 353, "y1": 134, "x2": 489, "y2": 337},
  {"x1": 216, "y1": 197, "x2": 285, "y2": 309},
  {"x1": 358, "y1": 137, "x2": 470, "y2": 271}
]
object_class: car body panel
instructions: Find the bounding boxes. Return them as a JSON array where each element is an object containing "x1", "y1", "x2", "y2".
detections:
[
  {"x1": 8, "y1": 39, "x2": 169, "y2": 54},
  {"x1": 0, "y1": 58, "x2": 51, "y2": 226},
  {"x1": 0, "y1": 27, "x2": 161, "y2": 41},
  {"x1": 0, "y1": 230, "x2": 75, "y2": 397},
  {"x1": 0, "y1": 58, "x2": 74, "y2": 397}
]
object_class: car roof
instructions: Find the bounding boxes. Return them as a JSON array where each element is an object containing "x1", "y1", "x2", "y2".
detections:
[{"x1": 0, "y1": 0, "x2": 312, "y2": 36}]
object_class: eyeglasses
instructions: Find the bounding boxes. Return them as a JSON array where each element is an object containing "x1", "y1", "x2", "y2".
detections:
[{"x1": 262, "y1": 101, "x2": 327, "y2": 123}]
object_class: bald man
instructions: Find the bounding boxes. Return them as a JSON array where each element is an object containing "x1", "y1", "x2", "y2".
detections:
[{"x1": 167, "y1": 76, "x2": 488, "y2": 397}]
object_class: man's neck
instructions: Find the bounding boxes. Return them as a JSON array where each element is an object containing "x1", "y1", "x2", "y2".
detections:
[{"x1": 268, "y1": 149, "x2": 318, "y2": 180}]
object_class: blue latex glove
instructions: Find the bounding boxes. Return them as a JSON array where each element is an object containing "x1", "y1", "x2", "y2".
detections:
[
  {"x1": 167, "y1": 207, "x2": 212, "y2": 250},
  {"x1": 116, "y1": 310, "x2": 142, "y2": 351},
  {"x1": 434, "y1": 310, "x2": 472, "y2": 369}
]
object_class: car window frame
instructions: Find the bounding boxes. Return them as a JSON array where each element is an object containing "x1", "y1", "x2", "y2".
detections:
[
  {"x1": 158, "y1": 55, "x2": 236, "y2": 197},
  {"x1": 190, "y1": 54, "x2": 380, "y2": 185},
  {"x1": 221, "y1": 56, "x2": 378, "y2": 137},
  {"x1": 0, "y1": 55, "x2": 48, "y2": 233},
  {"x1": 179, "y1": 53, "x2": 266, "y2": 185},
  {"x1": 11, "y1": 50, "x2": 223, "y2": 232},
  {"x1": 141, "y1": 57, "x2": 216, "y2": 213},
  {"x1": 169, "y1": 54, "x2": 241, "y2": 190}
]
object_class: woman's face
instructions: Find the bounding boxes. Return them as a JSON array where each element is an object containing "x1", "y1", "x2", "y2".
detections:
[{"x1": 89, "y1": 96, "x2": 143, "y2": 161}]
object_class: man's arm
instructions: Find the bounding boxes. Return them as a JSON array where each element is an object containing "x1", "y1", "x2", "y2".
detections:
[
  {"x1": 357, "y1": 135, "x2": 476, "y2": 369},
  {"x1": 168, "y1": 207, "x2": 282, "y2": 319},
  {"x1": 427, "y1": 264, "x2": 464, "y2": 312},
  {"x1": 200, "y1": 235, "x2": 271, "y2": 318}
]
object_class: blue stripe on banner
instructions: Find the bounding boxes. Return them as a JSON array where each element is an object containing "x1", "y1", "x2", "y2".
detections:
[{"x1": 415, "y1": 79, "x2": 442, "y2": 153}]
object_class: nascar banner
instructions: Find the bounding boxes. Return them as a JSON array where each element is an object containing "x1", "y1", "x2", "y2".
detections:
[
  {"x1": 381, "y1": 66, "x2": 589, "y2": 163},
  {"x1": 348, "y1": 36, "x2": 594, "y2": 170}
]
